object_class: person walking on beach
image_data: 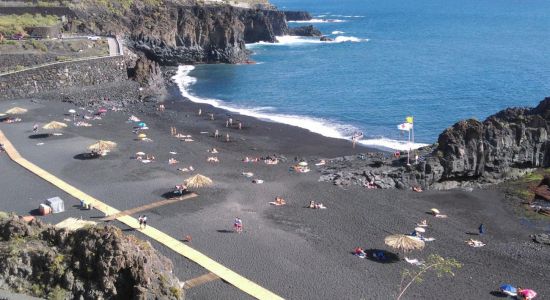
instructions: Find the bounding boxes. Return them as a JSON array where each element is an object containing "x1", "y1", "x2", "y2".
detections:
[
  {"x1": 478, "y1": 223, "x2": 485, "y2": 235},
  {"x1": 225, "y1": 120, "x2": 229, "y2": 127},
  {"x1": 238, "y1": 121, "x2": 242, "y2": 130},
  {"x1": 226, "y1": 133, "x2": 230, "y2": 142},
  {"x1": 234, "y1": 217, "x2": 243, "y2": 233},
  {"x1": 198, "y1": 108, "x2": 202, "y2": 116},
  {"x1": 228, "y1": 117, "x2": 233, "y2": 126},
  {"x1": 138, "y1": 215, "x2": 144, "y2": 229},
  {"x1": 32, "y1": 123, "x2": 38, "y2": 133},
  {"x1": 142, "y1": 215, "x2": 148, "y2": 229},
  {"x1": 214, "y1": 129, "x2": 219, "y2": 138}
]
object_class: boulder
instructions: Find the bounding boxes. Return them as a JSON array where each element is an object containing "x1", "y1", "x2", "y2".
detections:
[{"x1": 288, "y1": 25, "x2": 322, "y2": 36}]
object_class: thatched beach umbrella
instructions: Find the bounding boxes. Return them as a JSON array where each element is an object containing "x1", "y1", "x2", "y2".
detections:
[
  {"x1": 385, "y1": 234, "x2": 425, "y2": 253},
  {"x1": 88, "y1": 140, "x2": 117, "y2": 152},
  {"x1": 184, "y1": 174, "x2": 213, "y2": 189},
  {"x1": 5, "y1": 107, "x2": 28, "y2": 114},
  {"x1": 42, "y1": 121, "x2": 67, "y2": 130}
]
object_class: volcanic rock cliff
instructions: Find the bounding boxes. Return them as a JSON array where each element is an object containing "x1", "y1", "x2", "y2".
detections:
[
  {"x1": 0, "y1": 213, "x2": 182, "y2": 300},
  {"x1": 70, "y1": 2, "x2": 291, "y2": 64},
  {"x1": 320, "y1": 97, "x2": 550, "y2": 190}
]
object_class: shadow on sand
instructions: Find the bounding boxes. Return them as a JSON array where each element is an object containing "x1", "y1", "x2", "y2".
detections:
[
  {"x1": 364, "y1": 249, "x2": 400, "y2": 264},
  {"x1": 489, "y1": 291, "x2": 509, "y2": 298},
  {"x1": 217, "y1": 229, "x2": 234, "y2": 234},
  {"x1": 29, "y1": 133, "x2": 52, "y2": 139},
  {"x1": 74, "y1": 153, "x2": 100, "y2": 160}
]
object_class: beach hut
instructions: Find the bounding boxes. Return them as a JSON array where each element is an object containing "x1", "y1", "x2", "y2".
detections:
[
  {"x1": 384, "y1": 234, "x2": 425, "y2": 253},
  {"x1": 42, "y1": 121, "x2": 67, "y2": 130},
  {"x1": 45, "y1": 197, "x2": 65, "y2": 213},
  {"x1": 5, "y1": 107, "x2": 28, "y2": 114}
]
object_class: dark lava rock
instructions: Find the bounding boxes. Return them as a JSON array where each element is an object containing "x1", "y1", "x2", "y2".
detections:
[
  {"x1": 289, "y1": 25, "x2": 322, "y2": 36},
  {"x1": 0, "y1": 214, "x2": 182, "y2": 299},
  {"x1": 283, "y1": 11, "x2": 312, "y2": 21},
  {"x1": 531, "y1": 233, "x2": 550, "y2": 245}
]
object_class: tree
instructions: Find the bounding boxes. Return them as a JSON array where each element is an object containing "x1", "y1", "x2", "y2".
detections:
[{"x1": 397, "y1": 254, "x2": 462, "y2": 300}]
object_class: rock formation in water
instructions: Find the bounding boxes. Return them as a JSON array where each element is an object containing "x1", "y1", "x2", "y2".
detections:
[
  {"x1": 319, "y1": 97, "x2": 550, "y2": 190},
  {"x1": 289, "y1": 25, "x2": 322, "y2": 36},
  {"x1": 282, "y1": 11, "x2": 312, "y2": 21},
  {"x1": 0, "y1": 213, "x2": 182, "y2": 300}
]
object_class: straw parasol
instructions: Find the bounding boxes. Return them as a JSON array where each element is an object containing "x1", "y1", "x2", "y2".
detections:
[
  {"x1": 136, "y1": 151, "x2": 145, "y2": 156},
  {"x1": 88, "y1": 140, "x2": 117, "y2": 152},
  {"x1": 298, "y1": 161, "x2": 308, "y2": 166},
  {"x1": 138, "y1": 133, "x2": 147, "y2": 139},
  {"x1": 5, "y1": 107, "x2": 28, "y2": 114},
  {"x1": 42, "y1": 121, "x2": 67, "y2": 130},
  {"x1": 430, "y1": 208, "x2": 440, "y2": 214},
  {"x1": 184, "y1": 174, "x2": 213, "y2": 188},
  {"x1": 385, "y1": 234, "x2": 425, "y2": 253},
  {"x1": 414, "y1": 227, "x2": 426, "y2": 233}
]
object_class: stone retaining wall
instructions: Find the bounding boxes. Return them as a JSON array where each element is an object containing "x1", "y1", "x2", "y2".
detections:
[{"x1": 0, "y1": 55, "x2": 128, "y2": 100}]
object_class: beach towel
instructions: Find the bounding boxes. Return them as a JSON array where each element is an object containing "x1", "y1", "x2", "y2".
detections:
[
  {"x1": 36, "y1": 143, "x2": 44, "y2": 146},
  {"x1": 141, "y1": 160, "x2": 151, "y2": 164},
  {"x1": 253, "y1": 179, "x2": 264, "y2": 184},
  {"x1": 315, "y1": 161, "x2": 326, "y2": 166},
  {"x1": 184, "y1": 138, "x2": 194, "y2": 142},
  {"x1": 405, "y1": 257, "x2": 425, "y2": 266},
  {"x1": 435, "y1": 214, "x2": 448, "y2": 218},
  {"x1": 52, "y1": 133, "x2": 63, "y2": 136},
  {"x1": 269, "y1": 201, "x2": 284, "y2": 206},
  {"x1": 416, "y1": 224, "x2": 428, "y2": 227},
  {"x1": 466, "y1": 239, "x2": 485, "y2": 247},
  {"x1": 242, "y1": 172, "x2": 254, "y2": 178},
  {"x1": 423, "y1": 237, "x2": 436, "y2": 242},
  {"x1": 170, "y1": 151, "x2": 177, "y2": 155}
]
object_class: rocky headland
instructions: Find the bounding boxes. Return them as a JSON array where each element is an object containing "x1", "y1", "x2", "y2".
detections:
[
  {"x1": 0, "y1": 213, "x2": 182, "y2": 300},
  {"x1": 319, "y1": 97, "x2": 550, "y2": 190}
]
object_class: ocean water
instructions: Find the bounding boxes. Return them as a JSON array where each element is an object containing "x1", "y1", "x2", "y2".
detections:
[{"x1": 173, "y1": 0, "x2": 550, "y2": 150}]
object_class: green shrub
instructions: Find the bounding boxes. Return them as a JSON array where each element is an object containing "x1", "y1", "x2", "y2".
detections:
[
  {"x1": 28, "y1": 39, "x2": 48, "y2": 52},
  {"x1": 0, "y1": 14, "x2": 60, "y2": 36},
  {"x1": 55, "y1": 56, "x2": 71, "y2": 62}
]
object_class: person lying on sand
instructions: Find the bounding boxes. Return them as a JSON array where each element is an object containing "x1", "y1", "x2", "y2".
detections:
[
  {"x1": 465, "y1": 239, "x2": 486, "y2": 247},
  {"x1": 354, "y1": 247, "x2": 366, "y2": 258},
  {"x1": 174, "y1": 184, "x2": 187, "y2": 195},
  {"x1": 207, "y1": 157, "x2": 219, "y2": 163},
  {"x1": 412, "y1": 186, "x2": 423, "y2": 192},
  {"x1": 315, "y1": 160, "x2": 326, "y2": 166},
  {"x1": 314, "y1": 203, "x2": 327, "y2": 209},
  {"x1": 417, "y1": 220, "x2": 428, "y2": 227},
  {"x1": 270, "y1": 197, "x2": 286, "y2": 206},
  {"x1": 308, "y1": 201, "x2": 316, "y2": 209},
  {"x1": 252, "y1": 179, "x2": 264, "y2": 184},
  {"x1": 146, "y1": 155, "x2": 156, "y2": 161},
  {"x1": 364, "y1": 179, "x2": 377, "y2": 189},
  {"x1": 168, "y1": 158, "x2": 179, "y2": 165},
  {"x1": 208, "y1": 148, "x2": 219, "y2": 154}
]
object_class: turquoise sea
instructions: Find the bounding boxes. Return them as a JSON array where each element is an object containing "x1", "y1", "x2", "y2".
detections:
[{"x1": 174, "y1": 0, "x2": 550, "y2": 150}]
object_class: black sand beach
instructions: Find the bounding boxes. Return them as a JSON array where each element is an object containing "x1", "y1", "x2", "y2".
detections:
[{"x1": 0, "y1": 89, "x2": 549, "y2": 299}]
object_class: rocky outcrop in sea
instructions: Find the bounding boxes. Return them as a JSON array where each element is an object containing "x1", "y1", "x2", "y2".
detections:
[
  {"x1": 319, "y1": 97, "x2": 550, "y2": 190},
  {"x1": 0, "y1": 213, "x2": 182, "y2": 300}
]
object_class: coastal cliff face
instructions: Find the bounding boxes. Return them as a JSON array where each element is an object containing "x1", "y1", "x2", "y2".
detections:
[
  {"x1": 72, "y1": 3, "x2": 289, "y2": 64},
  {"x1": 436, "y1": 98, "x2": 550, "y2": 181},
  {"x1": 0, "y1": 214, "x2": 182, "y2": 299}
]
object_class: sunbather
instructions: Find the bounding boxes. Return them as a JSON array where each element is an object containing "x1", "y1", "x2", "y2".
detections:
[
  {"x1": 308, "y1": 201, "x2": 315, "y2": 208},
  {"x1": 169, "y1": 158, "x2": 179, "y2": 165},
  {"x1": 354, "y1": 247, "x2": 366, "y2": 258}
]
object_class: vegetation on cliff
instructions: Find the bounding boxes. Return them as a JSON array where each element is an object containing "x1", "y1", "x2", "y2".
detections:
[
  {"x1": 0, "y1": 212, "x2": 182, "y2": 300},
  {"x1": 0, "y1": 14, "x2": 60, "y2": 35}
]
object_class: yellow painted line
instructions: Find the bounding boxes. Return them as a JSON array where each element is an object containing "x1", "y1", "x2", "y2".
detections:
[{"x1": 0, "y1": 130, "x2": 283, "y2": 300}]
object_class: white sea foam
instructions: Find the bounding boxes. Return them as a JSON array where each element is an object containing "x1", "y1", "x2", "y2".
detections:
[
  {"x1": 359, "y1": 138, "x2": 429, "y2": 152},
  {"x1": 288, "y1": 19, "x2": 345, "y2": 23},
  {"x1": 172, "y1": 65, "x2": 427, "y2": 151},
  {"x1": 247, "y1": 35, "x2": 366, "y2": 47},
  {"x1": 331, "y1": 30, "x2": 345, "y2": 34}
]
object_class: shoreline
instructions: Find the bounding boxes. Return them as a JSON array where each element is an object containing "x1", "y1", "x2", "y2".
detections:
[{"x1": 173, "y1": 65, "x2": 430, "y2": 152}]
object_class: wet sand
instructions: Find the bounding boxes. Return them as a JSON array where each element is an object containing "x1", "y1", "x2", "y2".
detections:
[{"x1": 0, "y1": 91, "x2": 548, "y2": 299}]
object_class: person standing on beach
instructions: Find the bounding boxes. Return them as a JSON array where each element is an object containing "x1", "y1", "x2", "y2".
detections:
[
  {"x1": 234, "y1": 217, "x2": 243, "y2": 233},
  {"x1": 238, "y1": 121, "x2": 242, "y2": 130},
  {"x1": 478, "y1": 223, "x2": 485, "y2": 235},
  {"x1": 142, "y1": 215, "x2": 147, "y2": 229},
  {"x1": 229, "y1": 117, "x2": 233, "y2": 126},
  {"x1": 215, "y1": 129, "x2": 219, "y2": 138},
  {"x1": 198, "y1": 108, "x2": 202, "y2": 116},
  {"x1": 32, "y1": 123, "x2": 38, "y2": 133},
  {"x1": 226, "y1": 133, "x2": 230, "y2": 142}
]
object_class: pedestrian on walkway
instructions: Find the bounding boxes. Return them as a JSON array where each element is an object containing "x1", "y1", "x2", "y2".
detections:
[{"x1": 138, "y1": 215, "x2": 143, "y2": 229}]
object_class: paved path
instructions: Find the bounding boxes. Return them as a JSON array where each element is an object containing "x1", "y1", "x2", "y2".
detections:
[
  {"x1": 100, "y1": 193, "x2": 198, "y2": 221},
  {"x1": 0, "y1": 130, "x2": 283, "y2": 300}
]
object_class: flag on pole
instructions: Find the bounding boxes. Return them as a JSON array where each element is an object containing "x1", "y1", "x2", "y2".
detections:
[
  {"x1": 406, "y1": 116, "x2": 414, "y2": 124},
  {"x1": 397, "y1": 123, "x2": 413, "y2": 131}
]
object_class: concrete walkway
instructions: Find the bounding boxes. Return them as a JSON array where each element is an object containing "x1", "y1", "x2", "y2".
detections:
[{"x1": 0, "y1": 130, "x2": 283, "y2": 300}]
